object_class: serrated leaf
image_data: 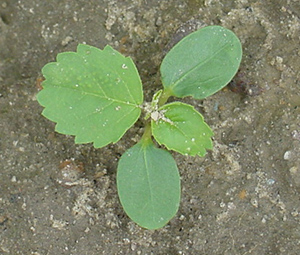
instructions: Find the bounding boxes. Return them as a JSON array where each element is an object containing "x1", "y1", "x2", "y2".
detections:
[
  {"x1": 37, "y1": 44, "x2": 143, "y2": 148},
  {"x1": 117, "y1": 140, "x2": 180, "y2": 229},
  {"x1": 161, "y1": 25, "x2": 242, "y2": 99},
  {"x1": 151, "y1": 102, "x2": 213, "y2": 156}
]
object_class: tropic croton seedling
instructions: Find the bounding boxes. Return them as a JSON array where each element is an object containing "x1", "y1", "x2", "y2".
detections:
[{"x1": 37, "y1": 26, "x2": 242, "y2": 229}]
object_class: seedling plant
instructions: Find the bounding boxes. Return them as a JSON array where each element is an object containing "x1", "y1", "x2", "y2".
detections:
[{"x1": 37, "y1": 26, "x2": 242, "y2": 229}]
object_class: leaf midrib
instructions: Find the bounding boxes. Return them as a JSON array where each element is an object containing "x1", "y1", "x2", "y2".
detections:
[
  {"x1": 142, "y1": 146, "x2": 155, "y2": 222},
  {"x1": 168, "y1": 42, "x2": 230, "y2": 90},
  {"x1": 53, "y1": 85, "x2": 139, "y2": 107}
]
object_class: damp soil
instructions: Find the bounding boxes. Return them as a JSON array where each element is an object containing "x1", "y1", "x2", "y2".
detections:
[{"x1": 0, "y1": 0, "x2": 299, "y2": 254}]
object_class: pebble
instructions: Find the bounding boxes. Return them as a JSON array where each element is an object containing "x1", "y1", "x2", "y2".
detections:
[
  {"x1": 250, "y1": 198, "x2": 259, "y2": 208},
  {"x1": 61, "y1": 36, "x2": 73, "y2": 46},
  {"x1": 289, "y1": 166, "x2": 300, "y2": 187},
  {"x1": 283, "y1": 150, "x2": 291, "y2": 160}
]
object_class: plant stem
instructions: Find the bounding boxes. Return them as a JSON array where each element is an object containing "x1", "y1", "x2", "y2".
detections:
[
  {"x1": 140, "y1": 121, "x2": 152, "y2": 146},
  {"x1": 141, "y1": 88, "x2": 172, "y2": 146},
  {"x1": 158, "y1": 88, "x2": 172, "y2": 107}
]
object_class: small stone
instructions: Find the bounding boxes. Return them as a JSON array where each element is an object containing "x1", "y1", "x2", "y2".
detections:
[
  {"x1": 250, "y1": 198, "x2": 258, "y2": 208},
  {"x1": 61, "y1": 36, "x2": 73, "y2": 46},
  {"x1": 155, "y1": 16, "x2": 162, "y2": 26},
  {"x1": 289, "y1": 166, "x2": 298, "y2": 175},
  {"x1": 179, "y1": 215, "x2": 185, "y2": 220},
  {"x1": 266, "y1": 179, "x2": 275, "y2": 185},
  {"x1": 131, "y1": 243, "x2": 137, "y2": 251},
  {"x1": 283, "y1": 151, "x2": 291, "y2": 160},
  {"x1": 276, "y1": 56, "x2": 283, "y2": 64}
]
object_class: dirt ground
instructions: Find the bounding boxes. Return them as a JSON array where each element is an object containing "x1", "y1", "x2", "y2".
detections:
[{"x1": 0, "y1": 0, "x2": 299, "y2": 254}]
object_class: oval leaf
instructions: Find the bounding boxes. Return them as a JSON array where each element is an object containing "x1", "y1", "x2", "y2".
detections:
[
  {"x1": 117, "y1": 141, "x2": 180, "y2": 229},
  {"x1": 161, "y1": 25, "x2": 242, "y2": 99},
  {"x1": 37, "y1": 44, "x2": 143, "y2": 148},
  {"x1": 151, "y1": 102, "x2": 213, "y2": 156}
]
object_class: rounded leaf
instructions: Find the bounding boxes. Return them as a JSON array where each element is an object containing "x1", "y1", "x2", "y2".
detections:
[
  {"x1": 161, "y1": 25, "x2": 242, "y2": 99},
  {"x1": 37, "y1": 44, "x2": 143, "y2": 148},
  {"x1": 151, "y1": 102, "x2": 213, "y2": 156},
  {"x1": 117, "y1": 141, "x2": 180, "y2": 229}
]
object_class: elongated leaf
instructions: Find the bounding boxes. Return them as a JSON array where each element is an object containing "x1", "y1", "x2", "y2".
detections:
[
  {"x1": 151, "y1": 102, "x2": 213, "y2": 156},
  {"x1": 37, "y1": 44, "x2": 143, "y2": 148},
  {"x1": 117, "y1": 140, "x2": 180, "y2": 229},
  {"x1": 161, "y1": 25, "x2": 242, "y2": 99}
]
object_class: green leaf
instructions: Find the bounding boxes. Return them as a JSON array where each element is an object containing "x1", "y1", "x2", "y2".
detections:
[
  {"x1": 117, "y1": 140, "x2": 180, "y2": 229},
  {"x1": 151, "y1": 102, "x2": 213, "y2": 156},
  {"x1": 161, "y1": 25, "x2": 242, "y2": 99},
  {"x1": 37, "y1": 44, "x2": 143, "y2": 148}
]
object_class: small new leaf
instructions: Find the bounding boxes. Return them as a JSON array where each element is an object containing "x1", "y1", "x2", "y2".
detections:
[
  {"x1": 161, "y1": 25, "x2": 242, "y2": 99},
  {"x1": 117, "y1": 141, "x2": 180, "y2": 229},
  {"x1": 37, "y1": 44, "x2": 143, "y2": 148},
  {"x1": 151, "y1": 102, "x2": 213, "y2": 156}
]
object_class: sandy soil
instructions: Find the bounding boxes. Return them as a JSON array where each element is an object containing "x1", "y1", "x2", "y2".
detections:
[{"x1": 0, "y1": 0, "x2": 299, "y2": 254}]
